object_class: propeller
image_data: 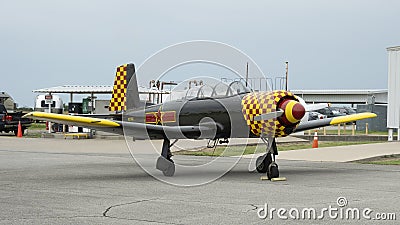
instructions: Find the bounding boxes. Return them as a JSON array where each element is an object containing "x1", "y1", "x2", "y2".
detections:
[
  {"x1": 304, "y1": 103, "x2": 330, "y2": 112},
  {"x1": 253, "y1": 110, "x2": 284, "y2": 121}
]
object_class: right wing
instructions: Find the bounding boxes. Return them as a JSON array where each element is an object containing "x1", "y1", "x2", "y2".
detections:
[{"x1": 294, "y1": 112, "x2": 377, "y2": 133}]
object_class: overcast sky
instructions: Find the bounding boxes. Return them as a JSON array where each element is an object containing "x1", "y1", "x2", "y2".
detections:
[{"x1": 1, "y1": 0, "x2": 399, "y2": 107}]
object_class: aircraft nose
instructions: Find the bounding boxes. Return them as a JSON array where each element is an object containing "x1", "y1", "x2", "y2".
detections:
[{"x1": 279, "y1": 99, "x2": 306, "y2": 124}]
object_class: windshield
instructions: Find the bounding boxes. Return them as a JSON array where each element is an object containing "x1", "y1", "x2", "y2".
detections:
[
  {"x1": 185, "y1": 80, "x2": 250, "y2": 100},
  {"x1": 165, "y1": 79, "x2": 251, "y2": 102}
]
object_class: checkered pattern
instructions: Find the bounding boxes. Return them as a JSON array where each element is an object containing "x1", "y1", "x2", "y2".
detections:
[
  {"x1": 109, "y1": 64, "x2": 128, "y2": 111},
  {"x1": 241, "y1": 91, "x2": 294, "y2": 137}
]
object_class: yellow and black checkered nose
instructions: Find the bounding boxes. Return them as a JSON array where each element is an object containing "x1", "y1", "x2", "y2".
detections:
[{"x1": 241, "y1": 91, "x2": 302, "y2": 137}]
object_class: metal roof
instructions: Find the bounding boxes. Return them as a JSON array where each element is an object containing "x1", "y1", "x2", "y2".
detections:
[
  {"x1": 291, "y1": 89, "x2": 387, "y2": 94},
  {"x1": 387, "y1": 46, "x2": 400, "y2": 51},
  {"x1": 0, "y1": 93, "x2": 10, "y2": 98},
  {"x1": 33, "y1": 85, "x2": 169, "y2": 94},
  {"x1": 291, "y1": 89, "x2": 388, "y2": 104}
]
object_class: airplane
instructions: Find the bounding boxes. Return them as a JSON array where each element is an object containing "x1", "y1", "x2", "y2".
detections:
[{"x1": 24, "y1": 63, "x2": 377, "y2": 178}]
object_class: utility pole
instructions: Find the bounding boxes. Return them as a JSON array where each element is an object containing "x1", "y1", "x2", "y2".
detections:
[
  {"x1": 285, "y1": 61, "x2": 289, "y2": 91},
  {"x1": 45, "y1": 93, "x2": 52, "y2": 133},
  {"x1": 245, "y1": 62, "x2": 249, "y2": 87}
]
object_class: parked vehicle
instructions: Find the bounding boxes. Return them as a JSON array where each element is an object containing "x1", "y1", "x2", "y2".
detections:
[
  {"x1": 34, "y1": 95, "x2": 63, "y2": 114},
  {"x1": 0, "y1": 104, "x2": 32, "y2": 135},
  {"x1": 332, "y1": 106, "x2": 356, "y2": 115},
  {"x1": 316, "y1": 107, "x2": 347, "y2": 118},
  {"x1": 308, "y1": 111, "x2": 327, "y2": 121}
]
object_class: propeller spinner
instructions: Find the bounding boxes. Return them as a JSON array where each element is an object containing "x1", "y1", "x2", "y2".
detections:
[{"x1": 277, "y1": 99, "x2": 306, "y2": 126}]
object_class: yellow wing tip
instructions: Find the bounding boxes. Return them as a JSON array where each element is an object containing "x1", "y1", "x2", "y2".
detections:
[
  {"x1": 22, "y1": 111, "x2": 42, "y2": 118},
  {"x1": 23, "y1": 111, "x2": 120, "y2": 127},
  {"x1": 330, "y1": 112, "x2": 377, "y2": 125}
]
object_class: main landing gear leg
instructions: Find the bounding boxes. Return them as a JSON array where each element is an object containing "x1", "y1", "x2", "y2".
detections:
[
  {"x1": 256, "y1": 137, "x2": 279, "y2": 179},
  {"x1": 156, "y1": 138, "x2": 177, "y2": 177}
]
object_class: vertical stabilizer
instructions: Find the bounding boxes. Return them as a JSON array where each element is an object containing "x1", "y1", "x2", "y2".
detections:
[{"x1": 109, "y1": 63, "x2": 139, "y2": 111}]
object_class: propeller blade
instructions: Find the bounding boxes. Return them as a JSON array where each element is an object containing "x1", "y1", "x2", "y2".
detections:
[
  {"x1": 253, "y1": 110, "x2": 284, "y2": 121},
  {"x1": 305, "y1": 103, "x2": 329, "y2": 112}
]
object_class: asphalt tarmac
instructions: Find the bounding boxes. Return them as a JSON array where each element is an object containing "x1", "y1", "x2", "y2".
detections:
[{"x1": 0, "y1": 137, "x2": 399, "y2": 224}]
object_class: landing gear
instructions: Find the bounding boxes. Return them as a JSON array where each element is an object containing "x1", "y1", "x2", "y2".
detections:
[
  {"x1": 156, "y1": 138, "x2": 178, "y2": 177},
  {"x1": 267, "y1": 162, "x2": 279, "y2": 179},
  {"x1": 257, "y1": 137, "x2": 280, "y2": 179},
  {"x1": 256, "y1": 153, "x2": 272, "y2": 173},
  {"x1": 156, "y1": 156, "x2": 175, "y2": 176}
]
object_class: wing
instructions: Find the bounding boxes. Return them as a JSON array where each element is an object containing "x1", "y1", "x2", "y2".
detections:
[
  {"x1": 23, "y1": 112, "x2": 215, "y2": 139},
  {"x1": 294, "y1": 112, "x2": 377, "y2": 133},
  {"x1": 24, "y1": 112, "x2": 120, "y2": 128}
]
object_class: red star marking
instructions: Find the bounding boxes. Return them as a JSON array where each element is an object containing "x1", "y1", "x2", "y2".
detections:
[{"x1": 155, "y1": 108, "x2": 162, "y2": 124}]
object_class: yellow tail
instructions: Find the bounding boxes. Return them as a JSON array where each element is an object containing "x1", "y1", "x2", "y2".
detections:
[{"x1": 109, "y1": 63, "x2": 137, "y2": 111}]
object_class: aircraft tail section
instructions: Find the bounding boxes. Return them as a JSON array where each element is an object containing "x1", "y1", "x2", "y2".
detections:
[{"x1": 109, "y1": 63, "x2": 140, "y2": 112}]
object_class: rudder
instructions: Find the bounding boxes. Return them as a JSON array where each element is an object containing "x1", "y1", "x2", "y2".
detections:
[{"x1": 109, "y1": 63, "x2": 140, "y2": 112}]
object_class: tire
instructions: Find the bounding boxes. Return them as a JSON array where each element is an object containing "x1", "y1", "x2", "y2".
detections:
[
  {"x1": 267, "y1": 163, "x2": 279, "y2": 179},
  {"x1": 162, "y1": 163, "x2": 175, "y2": 177},
  {"x1": 156, "y1": 156, "x2": 175, "y2": 176},
  {"x1": 256, "y1": 154, "x2": 272, "y2": 173}
]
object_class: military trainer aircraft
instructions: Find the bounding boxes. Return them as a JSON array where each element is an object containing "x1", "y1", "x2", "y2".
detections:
[{"x1": 25, "y1": 63, "x2": 377, "y2": 178}]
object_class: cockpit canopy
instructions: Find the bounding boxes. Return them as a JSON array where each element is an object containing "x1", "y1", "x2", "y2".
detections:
[{"x1": 183, "y1": 80, "x2": 251, "y2": 100}]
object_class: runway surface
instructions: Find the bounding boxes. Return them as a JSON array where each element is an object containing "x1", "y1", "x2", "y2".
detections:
[{"x1": 0, "y1": 137, "x2": 399, "y2": 224}]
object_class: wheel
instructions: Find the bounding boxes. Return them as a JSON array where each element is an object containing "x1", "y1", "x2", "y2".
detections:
[
  {"x1": 156, "y1": 156, "x2": 175, "y2": 176},
  {"x1": 256, "y1": 153, "x2": 272, "y2": 173},
  {"x1": 267, "y1": 162, "x2": 279, "y2": 179},
  {"x1": 162, "y1": 163, "x2": 175, "y2": 177},
  {"x1": 256, "y1": 156, "x2": 268, "y2": 173}
]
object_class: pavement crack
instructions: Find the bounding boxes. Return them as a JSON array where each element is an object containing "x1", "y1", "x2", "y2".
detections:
[
  {"x1": 102, "y1": 198, "x2": 156, "y2": 217},
  {"x1": 244, "y1": 204, "x2": 259, "y2": 213},
  {"x1": 102, "y1": 198, "x2": 182, "y2": 224},
  {"x1": 249, "y1": 204, "x2": 259, "y2": 211}
]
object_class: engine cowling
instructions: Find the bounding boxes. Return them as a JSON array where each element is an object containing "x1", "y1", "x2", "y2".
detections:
[{"x1": 241, "y1": 91, "x2": 305, "y2": 137}]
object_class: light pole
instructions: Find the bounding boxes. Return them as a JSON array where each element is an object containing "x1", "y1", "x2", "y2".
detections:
[{"x1": 285, "y1": 61, "x2": 289, "y2": 91}]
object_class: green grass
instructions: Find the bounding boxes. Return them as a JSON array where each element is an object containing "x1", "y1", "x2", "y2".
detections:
[
  {"x1": 175, "y1": 141, "x2": 383, "y2": 157},
  {"x1": 24, "y1": 132, "x2": 43, "y2": 138},
  {"x1": 28, "y1": 123, "x2": 46, "y2": 130},
  {"x1": 359, "y1": 154, "x2": 400, "y2": 166},
  {"x1": 366, "y1": 160, "x2": 400, "y2": 165},
  {"x1": 306, "y1": 129, "x2": 388, "y2": 136},
  {"x1": 23, "y1": 122, "x2": 46, "y2": 138}
]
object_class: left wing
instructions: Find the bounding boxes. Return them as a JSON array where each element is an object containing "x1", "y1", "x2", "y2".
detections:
[
  {"x1": 23, "y1": 112, "x2": 216, "y2": 140},
  {"x1": 294, "y1": 112, "x2": 377, "y2": 133},
  {"x1": 23, "y1": 112, "x2": 121, "y2": 128}
]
